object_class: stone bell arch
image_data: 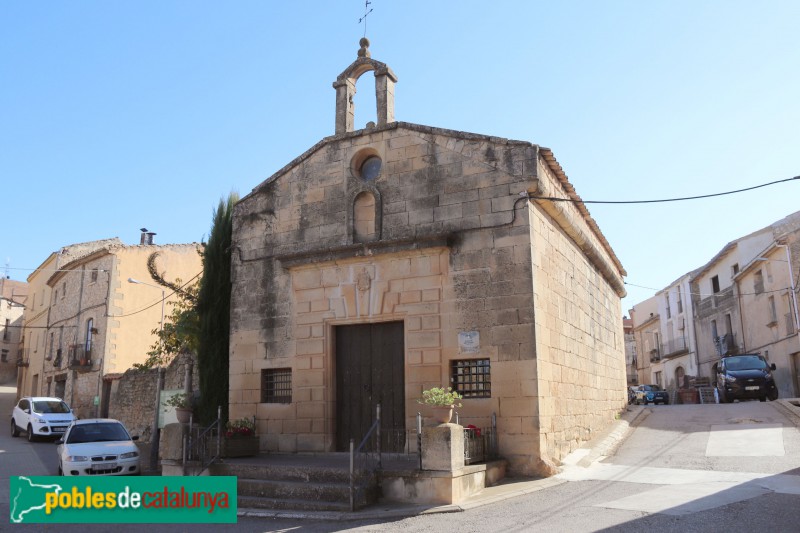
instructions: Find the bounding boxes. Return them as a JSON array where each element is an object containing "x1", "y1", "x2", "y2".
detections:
[{"x1": 333, "y1": 38, "x2": 398, "y2": 134}]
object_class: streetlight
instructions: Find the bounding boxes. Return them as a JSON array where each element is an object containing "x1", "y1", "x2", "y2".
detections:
[{"x1": 127, "y1": 277, "x2": 166, "y2": 472}]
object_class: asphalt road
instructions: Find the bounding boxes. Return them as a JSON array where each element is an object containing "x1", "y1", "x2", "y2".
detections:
[{"x1": 3, "y1": 382, "x2": 800, "y2": 532}]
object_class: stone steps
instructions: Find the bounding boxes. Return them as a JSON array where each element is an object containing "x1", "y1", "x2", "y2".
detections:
[{"x1": 211, "y1": 460, "x2": 377, "y2": 512}]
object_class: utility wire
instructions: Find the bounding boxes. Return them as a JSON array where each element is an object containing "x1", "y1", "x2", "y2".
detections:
[
  {"x1": 529, "y1": 176, "x2": 799, "y2": 204},
  {"x1": 4, "y1": 272, "x2": 202, "y2": 329},
  {"x1": 624, "y1": 279, "x2": 799, "y2": 299}
]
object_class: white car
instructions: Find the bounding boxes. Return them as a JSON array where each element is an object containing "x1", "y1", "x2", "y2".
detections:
[
  {"x1": 56, "y1": 418, "x2": 141, "y2": 476},
  {"x1": 10, "y1": 396, "x2": 77, "y2": 442}
]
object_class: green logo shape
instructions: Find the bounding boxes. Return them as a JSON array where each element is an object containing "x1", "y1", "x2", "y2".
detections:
[{"x1": 10, "y1": 476, "x2": 237, "y2": 523}]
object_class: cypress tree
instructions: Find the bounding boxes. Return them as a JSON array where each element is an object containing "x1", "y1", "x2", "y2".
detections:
[{"x1": 196, "y1": 193, "x2": 239, "y2": 425}]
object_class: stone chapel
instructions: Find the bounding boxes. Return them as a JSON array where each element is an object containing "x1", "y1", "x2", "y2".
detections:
[{"x1": 229, "y1": 39, "x2": 628, "y2": 476}]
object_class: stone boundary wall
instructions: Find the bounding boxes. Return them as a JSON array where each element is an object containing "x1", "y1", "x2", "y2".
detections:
[{"x1": 107, "y1": 353, "x2": 198, "y2": 443}]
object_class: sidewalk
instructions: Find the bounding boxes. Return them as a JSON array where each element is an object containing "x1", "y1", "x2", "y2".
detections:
[{"x1": 240, "y1": 407, "x2": 646, "y2": 521}]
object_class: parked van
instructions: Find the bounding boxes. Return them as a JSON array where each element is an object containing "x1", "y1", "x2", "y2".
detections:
[{"x1": 715, "y1": 354, "x2": 778, "y2": 403}]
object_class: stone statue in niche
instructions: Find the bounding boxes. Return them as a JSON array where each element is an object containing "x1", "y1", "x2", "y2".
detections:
[{"x1": 356, "y1": 268, "x2": 371, "y2": 292}]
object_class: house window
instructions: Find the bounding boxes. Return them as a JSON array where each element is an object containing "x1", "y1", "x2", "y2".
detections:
[
  {"x1": 711, "y1": 276, "x2": 720, "y2": 294},
  {"x1": 2, "y1": 319, "x2": 8, "y2": 341},
  {"x1": 665, "y1": 295, "x2": 671, "y2": 319},
  {"x1": 261, "y1": 368, "x2": 292, "y2": 403},
  {"x1": 711, "y1": 320, "x2": 718, "y2": 340},
  {"x1": 62, "y1": 282, "x2": 66, "y2": 299},
  {"x1": 768, "y1": 296, "x2": 777, "y2": 325},
  {"x1": 91, "y1": 268, "x2": 98, "y2": 283},
  {"x1": 677, "y1": 292, "x2": 683, "y2": 314},
  {"x1": 1, "y1": 349, "x2": 8, "y2": 363},
  {"x1": 754, "y1": 270, "x2": 764, "y2": 294},
  {"x1": 85, "y1": 318, "x2": 94, "y2": 354},
  {"x1": 451, "y1": 358, "x2": 491, "y2": 398},
  {"x1": 725, "y1": 314, "x2": 733, "y2": 335},
  {"x1": 732, "y1": 263, "x2": 739, "y2": 276}
]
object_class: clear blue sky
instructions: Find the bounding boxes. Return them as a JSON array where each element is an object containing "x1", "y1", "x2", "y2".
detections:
[{"x1": 2, "y1": 1, "x2": 799, "y2": 313}]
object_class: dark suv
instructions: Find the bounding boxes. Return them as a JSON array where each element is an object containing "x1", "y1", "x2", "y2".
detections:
[{"x1": 716, "y1": 354, "x2": 778, "y2": 403}]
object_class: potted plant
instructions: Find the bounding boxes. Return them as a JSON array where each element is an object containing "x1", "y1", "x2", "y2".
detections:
[
  {"x1": 165, "y1": 392, "x2": 192, "y2": 424},
  {"x1": 223, "y1": 417, "x2": 259, "y2": 457},
  {"x1": 418, "y1": 387, "x2": 463, "y2": 424}
]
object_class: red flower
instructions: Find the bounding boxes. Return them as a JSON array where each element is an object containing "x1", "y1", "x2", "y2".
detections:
[{"x1": 465, "y1": 424, "x2": 481, "y2": 437}]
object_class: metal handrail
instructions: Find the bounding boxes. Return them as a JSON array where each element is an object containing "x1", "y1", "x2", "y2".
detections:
[
  {"x1": 349, "y1": 403, "x2": 381, "y2": 512},
  {"x1": 183, "y1": 405, "x2": 222, "y2": 475}
]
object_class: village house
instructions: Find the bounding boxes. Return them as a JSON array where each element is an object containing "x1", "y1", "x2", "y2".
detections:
[
  {"x1": 733, "y1": 228, "x2": 800, "y2": 398},
  {"x1": 653, "y1": 272, "x2": 699, "y2": 390},
  {"x1": 630, "y1": 296, "x2": 660, "y2": 386},
  {"x1": 228, "y1": 40, "x2": 628, "y2": 477},
  {"x1": 18, "y1": 233, "x2": 201, "y2": 421},
  {"x1": 690, "y1": 225, "x2": 775, "y2": 380},
  {"x1": 0, "y1": 278, "x2": 28, "y2": 384},
  {"x1": 623, "y1": 317, "x2": 637, "y2": 386}
]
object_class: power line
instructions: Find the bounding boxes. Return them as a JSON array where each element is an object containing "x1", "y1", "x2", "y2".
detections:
[
  {"x1": 5, "y1": 272, "x2": 202, "y2": 330},
  {"x1": 528, "y1": 176, "x2": 799, "y2": 204},
  {"x1": 624, "y1": 279, "x2": 798, "y2": 299}
]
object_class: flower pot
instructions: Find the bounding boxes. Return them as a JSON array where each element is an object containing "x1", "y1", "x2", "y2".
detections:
[
  {"x1": 223, "y1": 435, "x2": 259, "y2": 458},
  {"x1": 429, "y1": 405, "x2": 454, "y2": 424},
  {"x1": 175, "y1": 407, "x2": 192, "y2": 424}
]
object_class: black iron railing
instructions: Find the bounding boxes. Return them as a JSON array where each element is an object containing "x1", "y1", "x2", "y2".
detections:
[
  {"x1": 349, "y1": 404, "x2": 382, "y2": 512},
  {"x1": 455, "y1": 411, "x2": 499, "y2": 465},
  {"x1": 183, "y1": 406, "x2": 222, "y2": 475}
]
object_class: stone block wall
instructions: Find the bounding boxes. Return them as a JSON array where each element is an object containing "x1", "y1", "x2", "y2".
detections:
[
  {"x1": 108, "y1": 354, "x2": 198, "y2": 443},
  {"x1": 529, "y1": 159, "x2": 627, "y2": 472}
]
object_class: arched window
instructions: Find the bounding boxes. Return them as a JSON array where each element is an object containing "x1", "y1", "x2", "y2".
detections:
[{"x1": 353, "y1": 191, "x2": 377, "y2": 243}]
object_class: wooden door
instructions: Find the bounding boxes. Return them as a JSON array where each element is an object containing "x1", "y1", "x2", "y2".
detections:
[{"x1": 335, "y1": 321, "x2": 405, "y2": 452}]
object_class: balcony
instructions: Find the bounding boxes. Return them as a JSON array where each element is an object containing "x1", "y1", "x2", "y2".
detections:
[
  {"x1": 52, "y1": 348, "x2": 63, "y2": 368},
  {"x1": 649, "y1": 348, "x2": 661, "y2": 363},
  {"x1": 662, "y1": 337, "x2": 688, "y2": 358},
  {"x1": 714, "y1": 334, "x2": 738, "y2": 356},
  {"x1": 68, "y1": 345, "x2": 93, "y2": 371}
]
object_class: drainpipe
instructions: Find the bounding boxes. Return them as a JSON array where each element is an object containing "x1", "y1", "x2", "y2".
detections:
[
  {"x1": 735, "y1": 276, "x2": 747, "y2": 353},
  {"x1": 686, "y1": 283, "x2": 700, "y2": 376},
  {"x1": 70, "y1": 266, "x2": 87, "y2": 409},
  {"x1": 777, "y1": 243, "x2": 800, "y2": 351},
  {"x1": 95, "y1": 262, "x2": 115, "y2": 418}
]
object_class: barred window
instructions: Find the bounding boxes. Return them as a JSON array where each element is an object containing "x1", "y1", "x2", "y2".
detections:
[
  {"x1": 451, "y1": 359, "x2": 491, "y2": 398},
  {"x1": 261, "y1": 368, "x2": 292, "y2": 403}
]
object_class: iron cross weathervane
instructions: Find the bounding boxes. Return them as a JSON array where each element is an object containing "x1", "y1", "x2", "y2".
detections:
[{"x1": 359, "y1": 0, "x2": 373, "y2": 38}]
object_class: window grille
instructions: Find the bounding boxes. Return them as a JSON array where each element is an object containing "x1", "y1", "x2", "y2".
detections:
[
  {"x1": 451, "y1": 359, "x2": 491, "y2": 398},
  {"x1": 261, "y1": 368, "x2": 292, "y2": 403}
]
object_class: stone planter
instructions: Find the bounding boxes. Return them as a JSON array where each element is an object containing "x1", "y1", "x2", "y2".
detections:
[
  {"x1": 175, "y1": 408, "x2": 192, "y2": 424},
  {"x1": 223, "y1": 435, "x2": 259, "y2": 458},
  {"x1": 429, "y1": 406, "x2": 454, "y2": 424}
]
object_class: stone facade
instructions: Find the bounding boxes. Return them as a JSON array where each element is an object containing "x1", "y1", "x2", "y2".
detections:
[{"x1": 229, "y1": 42, "x2": 627, "y2": 477}]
